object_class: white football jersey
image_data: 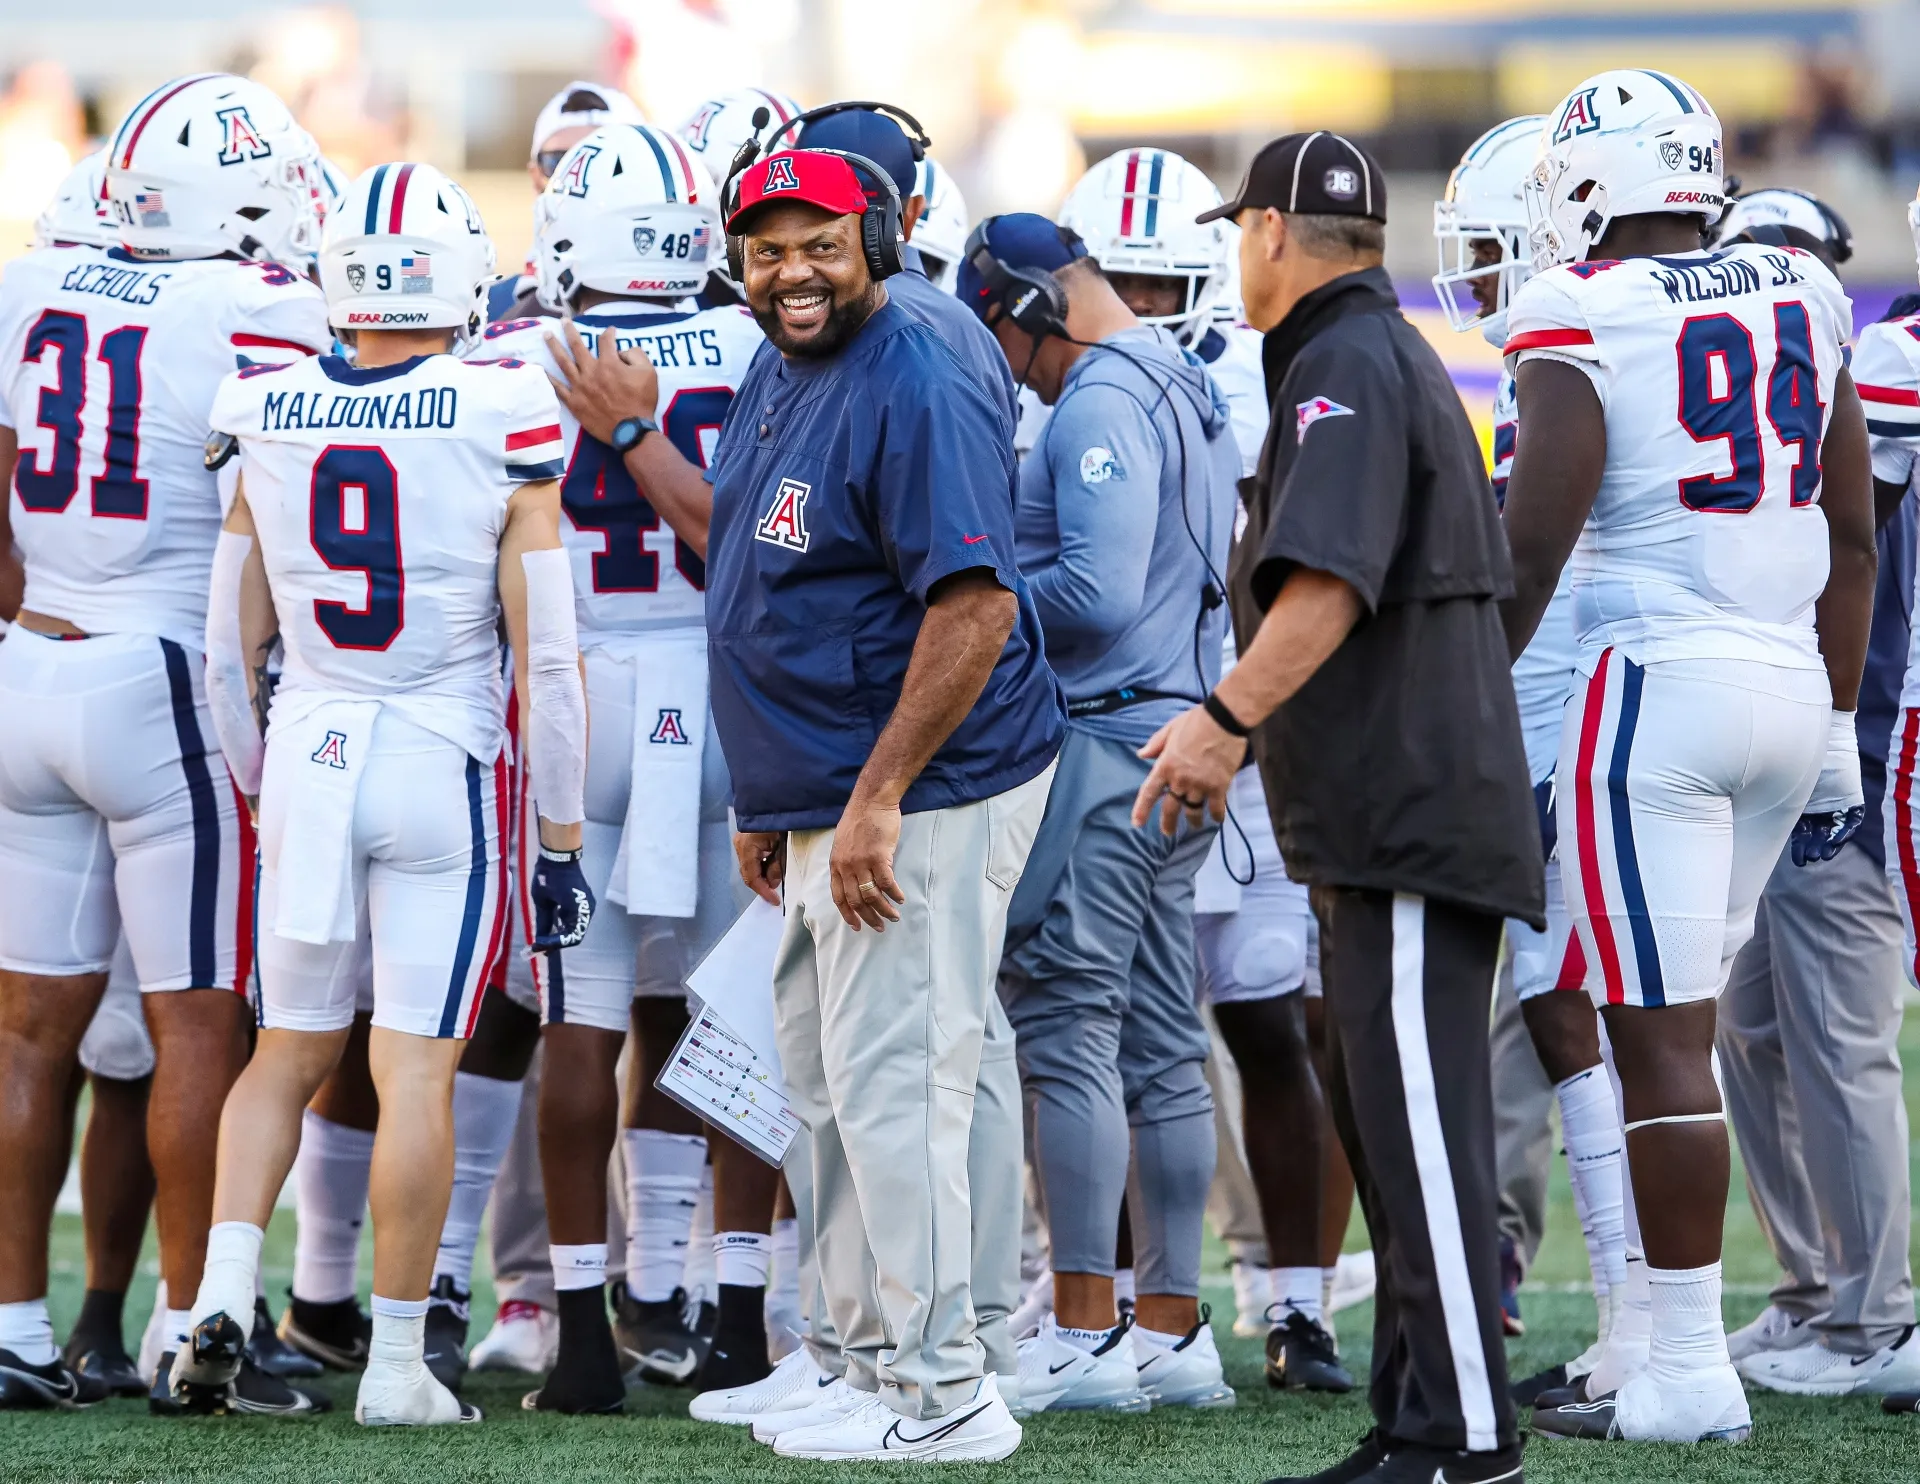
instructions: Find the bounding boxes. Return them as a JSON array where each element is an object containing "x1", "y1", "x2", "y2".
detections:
[
  {"x1": 208, "y1": 352, "x2": 565, "y2": 764},
  {"x1": 0, "y1": 246, "x2": 329, "y2": 648},
  {"x1": 476, "y1": 301, "x2": 763, "y2": 636},
  {"x1": 1193, "y1": 322, "x2": 1269, "y2": 477},
  {"x1": 1854, "y1": 309, "x2": 1920, "y2": 708},
  {"x1": 1505, "y1": 242, "x2": 1852, "y2": 672}
]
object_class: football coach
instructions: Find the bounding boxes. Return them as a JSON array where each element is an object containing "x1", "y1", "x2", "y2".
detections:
[
  {"x1": 1132, "y1": 132, "x2": 1542, "y2": 1484},
  {"x1": 704, "y1": 147, "x2": 1064, "y2": 1463}
]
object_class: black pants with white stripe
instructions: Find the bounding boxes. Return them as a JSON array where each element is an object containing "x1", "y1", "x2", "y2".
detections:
[{"x1": 1314, "y1": 886, "x2": 1516, "y2": 1453}]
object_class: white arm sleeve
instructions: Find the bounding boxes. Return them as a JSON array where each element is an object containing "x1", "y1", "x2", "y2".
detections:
[
  {"x1": 205, "y1": 530, "x2": 264, "y2": 796},
  {"x1": 521, "y1": 546, "x2": 586, "y2": 826}
]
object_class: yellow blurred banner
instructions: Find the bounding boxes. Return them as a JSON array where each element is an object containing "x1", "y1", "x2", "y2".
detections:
[{"x1": 1071, "y1": 37, "x2": 1390, "y2": 134}]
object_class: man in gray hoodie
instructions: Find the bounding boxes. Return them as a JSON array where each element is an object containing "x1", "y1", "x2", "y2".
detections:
[{"x1": 959, "y1": 215, "x2": 1241, "y2": 1412}]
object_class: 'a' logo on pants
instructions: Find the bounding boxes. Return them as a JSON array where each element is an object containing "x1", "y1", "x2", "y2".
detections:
[
  {"x1": 650, "y1": 707, "x2": 691, "y2": 745},
  {"x1": 755, "y1": 477, "x2": 811, "y2": 552},
  {"x1": 311, "y1": 730, "x2": 349, "y2": 769}
]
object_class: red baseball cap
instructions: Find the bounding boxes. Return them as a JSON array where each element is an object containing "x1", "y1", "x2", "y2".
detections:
[{"x1": 727, "y1": 149, "x2": 871, "y2": 233}]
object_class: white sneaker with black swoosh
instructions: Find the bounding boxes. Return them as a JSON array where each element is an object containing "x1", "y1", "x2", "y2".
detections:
[
  {"x1": 691, "y1": 1345, "x2": 831, "y2": 1424},
  {"x1": 1739, "y1": 1325, "x2": 1920, "y2": 1396},
  {"x1": 772, "y1": 1373, "x2": 1022, "y2": 1462},
  {"x1": 1014, "y1": 1315, "x2": 1150, "y2": 1415},
  {"x1": 749, "y1": 1375, "x2": 867, "y2": 1443}
]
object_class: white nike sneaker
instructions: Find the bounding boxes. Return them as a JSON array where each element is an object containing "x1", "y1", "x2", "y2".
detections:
[
  {"x1": 355, "y1": 1358, "x2": 482, "y2": 1425},
  {"x1": 1014, "y1": 1315, "x2": 1150, "y2": 1415},
  {"x1": 1134, "y1": 1313, "x2": 1236, "y2": 1408},
  {"x1": 1008, "y1": 1271, "x2": 1053, "y2": 1342},
  {"x1": 1739, "y1": 1326, "x2": 1920, "y2": 1396},
  {"x1": 467, "y1": 1302, "x2": 557, "y2": 1374},
  {"x1": 1725, "y1": 1303, "x2": 1813, "y2": 1363},
  {"x1": 1231, "y1": 1263, "x2": 1273, "y2": 1338},
  {"x1": 751, "y1": 1376, "x2": 868, "y2": 1443},
  {"x1": 691, "y1": 1345, "x2": 831, "y2": 1424},
  {"x1": 1615, "y1": 1363, "x2": 1752, "y2": 1443},
  {"x1": 1329, "y1": 1251, "x2": 1376, "y2": 1314},
  {"x1": 773, "y1": 1373, "x2": 1022, "y2": 1463}
]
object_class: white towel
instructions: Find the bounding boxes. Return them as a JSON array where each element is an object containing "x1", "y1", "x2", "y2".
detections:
[
  {"x1": 271, "y1": 699, "x2": 381, "y2": 945},
  {"x1": 608, "y1": 631, "x2": 709, "y2": 918}
]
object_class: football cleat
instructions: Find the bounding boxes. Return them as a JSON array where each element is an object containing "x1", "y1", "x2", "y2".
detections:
[
  {"x1": 1266, "y1": 1310, "x2": 1355, "y2": 1393},
  {"x1": 246, "y1": 1296, "x2": 323, "y2": 1380},
  {"x1": 422, "y1": 1276, "x2": 470, "y2": 1393},
  {"x1": 160, "y1": 1350, "x2": 330, "y2": 1418},
  {"x1": 0, "y1": 1348, "x2": 88, "y2": 1410},
  {"x1": 278, "y1": 1295, "x2": 371, "y2": 1371},
  {"x1": 611, "y1": 1282, "x2": 709, "y2": 1386},
  {"x1": 170, "y1": 1310, "x2": 247, "y2": 1392}
]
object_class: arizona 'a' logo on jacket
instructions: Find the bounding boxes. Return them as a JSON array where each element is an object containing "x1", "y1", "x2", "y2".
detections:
[{"x1": 755, "y1": 478, "x2": 811, "y2": 551}]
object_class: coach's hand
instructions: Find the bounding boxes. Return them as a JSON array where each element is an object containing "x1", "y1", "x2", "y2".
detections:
[
  {"x1": 735, "y1": 830, "x2": 786, "y2": 907},
  {"x1": 830, "y1": 791, "x2": 903, "y2": 932},
  {"x1": 546, "y1": 321, "x2": 659, "y2": 445},
  {"x1": 1133, "y1": 705, "x2": 1246, "y2": 838},
  {"x1": 531, "y1": 845, "x2": 596, "y2": 953}
]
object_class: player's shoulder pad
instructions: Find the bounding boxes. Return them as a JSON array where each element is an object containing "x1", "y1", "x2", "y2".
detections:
[
  {"x1": 207, "y1": 352, "x2": 310, "y2": 436},
  {"x1": 1504, "y1": 265, "x2": 1604, "y2": 363},
  {"x1": 218, "y1": 260, "x2": 330, "y2": 360},
  {"x1": 1853, "y1": 315, "x2": 1920, "y2": 436}
]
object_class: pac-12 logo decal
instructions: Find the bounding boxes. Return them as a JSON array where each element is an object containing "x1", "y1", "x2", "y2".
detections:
[
  {"x1": 755, "y1": 478, "x2": 812, "y2": 552},
  {"x1": 1551, "y1": 87, "x2": 1601, "y2": 144},
  {"x1": 216, "y1": 105, "x2": 272, "y2": 165},
  {"x1": 310, "y1": 730, "x2": 349, "y2": 769},
  {"x1": 1296, "y1": 396, "x2": 1355, "y2": 444},
  {"x1": 345, "y1": 262, "x2": 366, "y2": 291},
  {"x1": 762, "y1": 155, "x2": 800, "y2": 193},
  {"x1": 649, "y1": 707, "x2": 691, "y2": 745},
  {"x1": 555, "y1": 144, "x2": 600, "y2": 198}
]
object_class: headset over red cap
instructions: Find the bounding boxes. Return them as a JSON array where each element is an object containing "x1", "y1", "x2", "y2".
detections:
[{"x1": 727, "y1": 149, "x2": 871, "y2": 233}]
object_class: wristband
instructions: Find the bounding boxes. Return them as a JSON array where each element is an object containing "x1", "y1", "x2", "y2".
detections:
[
  {"x1": 1203, "y1": 691, "x2": 1252, "y2": 738},
  {"x1": 538, "y1": 845, "x2": 583, "y2": 864}
]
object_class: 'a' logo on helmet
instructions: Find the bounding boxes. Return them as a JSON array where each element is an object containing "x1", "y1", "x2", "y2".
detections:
[
  {"x1": 763, "y1": 156, "x2": 800, "y2": 193},
  {"x1": 216, "y1": 105, "x2": 272, "y2": 166},
  {"x1": 682, "y1": 103, "x2": 719, "y2": 151},
  {"x1": 1552, "y1": 87, "x2": 1602, "y2": 145},
  {"x1": 556, "y1": 145, "x2": 600, "y2": 199}
]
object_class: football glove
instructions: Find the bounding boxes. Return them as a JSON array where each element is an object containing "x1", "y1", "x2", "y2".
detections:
[
  {"x1": 1533, "y1": 775, "x2": 1558, "y2": 862},
  {"x1": 1790, "y1": 709, "x2": 1864, "y2": 868},
  {"x1": 531, "y1": 845, "x2": 595, "y2": 952}
]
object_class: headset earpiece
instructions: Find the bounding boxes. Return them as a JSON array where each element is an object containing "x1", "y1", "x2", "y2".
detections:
[{"x1": 962, "y1": 219, "x2": 1072, "y2": 340}]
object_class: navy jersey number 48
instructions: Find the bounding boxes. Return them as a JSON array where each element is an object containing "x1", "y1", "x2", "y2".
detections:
[{"x1": 1675, "y1": 302, "x2": 1824, "y2": 514}]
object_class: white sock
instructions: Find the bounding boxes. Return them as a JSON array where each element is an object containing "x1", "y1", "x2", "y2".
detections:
[
  {"x1": 192, "y1": 1221, "x2": 265, "y2": 1335},
  {"x1": 550, "y1": 1242, "x2": 608, "y2": 1293},
  {"x1": 1056, "y1": 1322, "x2": 1118, "y2": 1352},
  {"x1": 621, "y1": 1129, "x2": 705, "y2": 1303},
  {"x1": 1112, "y1": 1268, "x2": 1136, "y2": 1307},
  {"x1": 1272, "y1": 1265, "x2": 1324, "y2": 1326},
  {"x1": 165, "y1": 1308, "x2": 192, "y2": 1354},
  {"x1": 1321, "y1": 1267, "x2": 1337, "y2": 1317},
  {"x1": 714, "y1": 1231, "x2": 771, "y2": 1289},
  {"x1": 682, "y1": 1163, "x2": 717, "y2": 1304},
  {"x1": 435, "y1": 1072, "x2": 523, "y2": 1293},
  {"x1": 1557, "y1": 1064, "x2": 1626, "y2": 1325},
  {"x1": 0, "y1": 1298, "x2": 56, "y2": 1366},
  {"x1": 368, "y1": 1294, "x2": 429, "y2": 1370},
  {"x1": 292, "y1": 1110, "x2": 374, "y2": 1304},
  {"x1": 1649, "y1": 1262, "x2": 1728, "y2": 1378}
]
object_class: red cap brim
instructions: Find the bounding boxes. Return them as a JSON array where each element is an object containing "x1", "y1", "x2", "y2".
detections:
[{"x1": 727, "y1": 149, "x2": 870, "y2": 233}]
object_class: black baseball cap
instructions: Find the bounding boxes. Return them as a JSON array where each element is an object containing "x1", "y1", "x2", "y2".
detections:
[{"x1": 1198, "y1": 130, "x2": 1386, "y2": 224}]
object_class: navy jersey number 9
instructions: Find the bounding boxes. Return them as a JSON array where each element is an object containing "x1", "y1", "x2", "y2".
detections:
[
  {"x1": 310, "y1": 446, "x2": 404, "y2": 650},
  {"x1": 1676, "y1": 303, "x2": 1824, "y2": 514}
]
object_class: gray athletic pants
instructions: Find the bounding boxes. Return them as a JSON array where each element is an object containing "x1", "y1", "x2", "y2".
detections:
[
  {"x1": 1718, "y1": 840, "x2": 1915, "y2": 1354},
  {"x1": 775, "y1": 766, "x2": 1052, "y2": 1419},
  {"x1": 1487, "y1": 948, "x2": 1555, "y2": 1271},
  {"x1": 999, "y1": 727, "x2": 1216, "y2": 1296}
]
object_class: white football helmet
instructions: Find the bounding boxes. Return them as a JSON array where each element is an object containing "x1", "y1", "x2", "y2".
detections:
[
  {"x1": 319, "y1": 163, "x2": 496, "y2": 345},
  {"x1": 531, "y1": 124, "x2": 720, "y2": 310},
  {"x1": 103, "y1": 73, "x2": 326, "y2": 266},
  {"x1": 1909, "y1": 185, "x2": 1920, "y2": 287},
  {"x1": 674, "y1": 88, "x2": 802, "y2": 187},
  {"x1": 913, "y1": 156, "x2": 968, "y2": 291},
  {"x1": 1059, "y1": 148, "x2": 1231, "y2": 345},
  {"x1": 1433, "y1": 116, "x2": 1542, "y2": 334},
  {"x1": 34, "y1": 149, "x2": 113, "y2": 249},
  {"x1": 1524, "y1": 69, "x2": 1723, "y2": 270},
  {"x1": 1715, "y1": 187, "x2": 1851, "y2": 262}
]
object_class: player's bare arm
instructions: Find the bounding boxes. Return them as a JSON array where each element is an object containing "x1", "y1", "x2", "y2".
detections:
[
  {"x1": 0, "y1": 426, "x2": 19, "y2": 623},
  {"x1": 203, "y1": 484, "x2": 276, "y2": 815},
  {"x1": 829, "y1": 568, "x2": 1015, "y2": 932},
  {"x1": 545, "y1": 320, "x2": 713, "y2": 557},
  {"x1": 1816, "y1": 369, "x2": 1877, "y2": 713},
  {"x1": 1500, "y1": 357, "x2": 1608, "y2": 660},
  {"x1": 499, "y1": 476, "x2": 584, "y2": 856}
]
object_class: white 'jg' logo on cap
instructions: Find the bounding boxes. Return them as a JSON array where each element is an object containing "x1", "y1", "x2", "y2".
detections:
[{"x1": 1323, "y1": 166, "x2": 1360, "y2": 200}]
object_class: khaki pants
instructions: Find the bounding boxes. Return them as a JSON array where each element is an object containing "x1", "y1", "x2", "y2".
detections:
[{"x1": 775, "y1": 765, "x2": 1053, "y2": 1419}]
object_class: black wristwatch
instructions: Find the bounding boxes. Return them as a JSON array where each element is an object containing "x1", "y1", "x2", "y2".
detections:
[{"x1": 609, "y1": 416, "x2": 659, "y2": 455}]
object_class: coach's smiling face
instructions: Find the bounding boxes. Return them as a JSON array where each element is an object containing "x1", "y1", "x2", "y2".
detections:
[{"x1": 742, "y1": 201, "x2": 884, "y2": 359}]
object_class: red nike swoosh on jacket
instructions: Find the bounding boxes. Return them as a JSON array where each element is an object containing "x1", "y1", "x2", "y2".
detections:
[{"x1": 963, "y1": 534, "x2": 990, "y2": 544}]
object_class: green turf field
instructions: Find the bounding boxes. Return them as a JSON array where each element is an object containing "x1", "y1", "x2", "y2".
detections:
[{"x1": 8, "y1": 1008, "x2": 1920, "y2": 1482}]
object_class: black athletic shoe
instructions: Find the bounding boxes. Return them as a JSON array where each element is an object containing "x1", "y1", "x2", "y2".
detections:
[
  {"x1": 1511, "y1": 1361, "x2": 1571, "y2": 1408},
  {"x1": 149, "y1": 1351, "x2": 184, "y2": 1416},
  {"x1": 0, "y1": 1348, "x2": 87, "y2": 1410},
  {"x1": 1365, "y1": 1440, "x2": 1523, "y2": 1482},
  {"x1": 1263, "y1": 1428, "x2": 1392, "y2": 1484},
  {"x1": 1531, "y1": 1388, "x2": 1621, "y2": 1440},
  {"x1": 1882, "y1": 1390, "x2": 1920, "y2": 1414},
  {"x1": 61, "y1": 1338, "x2": 144, "y2": 1400},
  {"x1": 1527, "y1": 1374, "x2": 1590, "y2": 1412},
  {"x1": 611, "y1": 1282, "x2": 707, "y2": 1386},
  {"x1": 175, "y1": 1309, "x2": 247, "y2": 1391},
  {"x1": 246, "y1": 1297, "x2": 323, "y2": 1380},
  {"x1": 171, "y1": 1354, "x2": 331, "y2": 1418},
  {"x1": 424, "y1": 1276, "x2": 471, "y2": 1392},
  {"x1": 523, "y1": 1286, "x2": 625, "y2": 1415},
  {"x1": 277, "y1": 1295, "x2": 371, "y2": 1370},
  {"x1": 1498, "y1": 1235, "x2": 1524, "y2": 1338},
  {"x1": 1265, "y1": 1311, "x2": 1355, "y2": 1393}
]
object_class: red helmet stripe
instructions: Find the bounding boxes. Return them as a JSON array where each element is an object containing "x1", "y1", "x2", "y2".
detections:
[
  {"x1": 664, "y1": 131, "x2": 700, "y2": 202},
  {"x1": 115, "y1": 73, "x2": 221, "y2": 169},
  {"x1": 755, "y1": 89, "x2": 795, "y2": 124},
  {"x1": 1119, "y1": 151, "x2": 1140, "y2": 237},
  {"x1": 386, "y1": 162, "x2": 416, "y2": 234}
]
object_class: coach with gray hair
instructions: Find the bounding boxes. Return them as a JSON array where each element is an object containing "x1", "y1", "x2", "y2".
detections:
[{"x1": 1136, "y1": 131, "x2": 1540, "y2": 1484}]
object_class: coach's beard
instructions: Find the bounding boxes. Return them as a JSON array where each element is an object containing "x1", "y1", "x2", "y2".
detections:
[{"x1": 754, "y1": 277, "x2": 884, "y2": 359}]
